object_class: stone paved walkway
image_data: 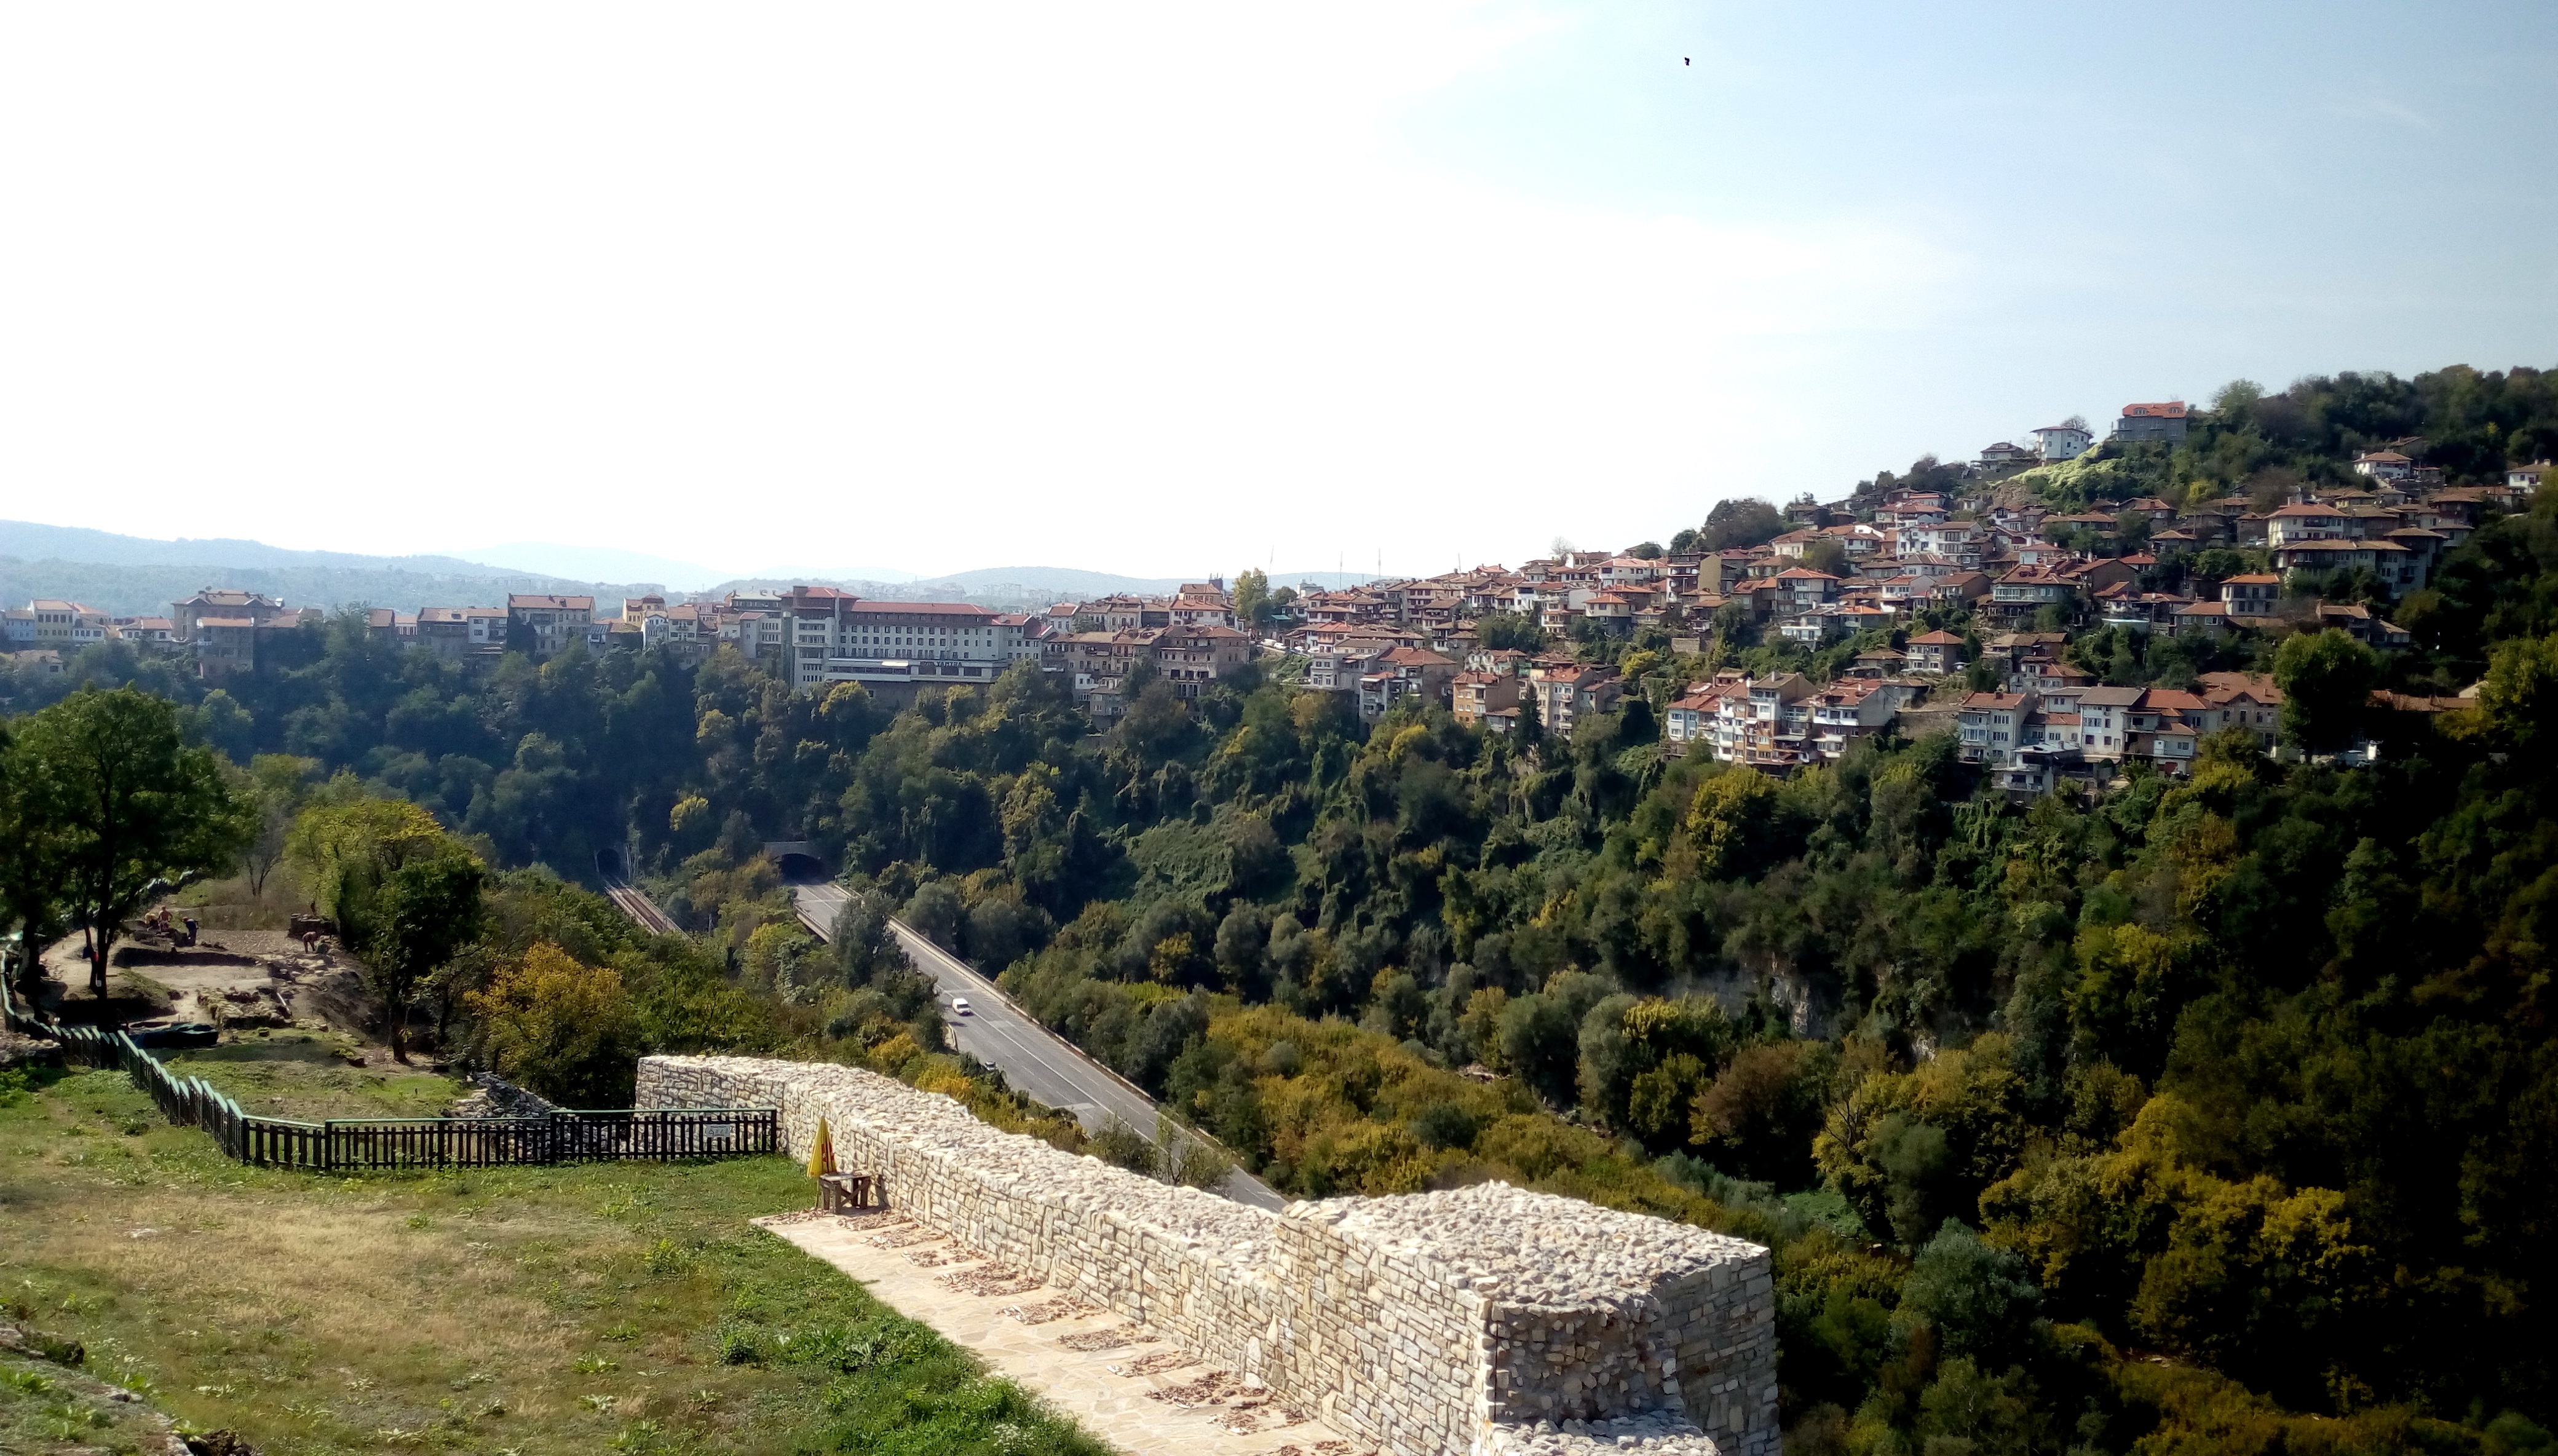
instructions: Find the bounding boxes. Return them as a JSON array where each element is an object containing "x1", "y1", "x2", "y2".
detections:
[{"x1": 756, "y1": 1209, "x2": 1374, "y2": 1456}]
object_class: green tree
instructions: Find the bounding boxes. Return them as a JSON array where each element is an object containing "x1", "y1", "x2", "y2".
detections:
[
  {"x1": 1476, "y1": 612, "x2": 1546, "y2": 653},
  {"x1": 1232, "y1": 568, "x2": 1273, "y2": 631},
  {"x1": 1800, "y1": 537, "x2": 1851, "y2": 579},
  {"x1": 466, "y1": 941, "x2": 643, "y2": 1104},
  {"x1": 187, "y1": 688, "x2": 255, "y2": 764},
  {"x1": 13, "y1": 688, "x2": 248, "y2": 997},
  {"x1": 1699, "y1": 497, "x2": 1786, "y2": 551},
  {"x1": 0, "y1": 723, "x2": 73, "y2": 1004},
  {"x1": 2271, "y1": 629, "x2": 2380, "y2": 753},
  {"x1": 290, "y1": 796, "x2": 483, "y2": 1059},
  {"x1": 366, "y1": 852, "x2": 486, "y2": 1061},
  {"x1": 238, "y1": 754, "x2": 319, "y2": 900},
  {"x1": 2476, "y1": 630, "x2": 2558, "y2": 750}
]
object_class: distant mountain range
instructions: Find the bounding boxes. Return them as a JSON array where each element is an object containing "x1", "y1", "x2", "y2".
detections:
[{"x1": 0, "y1": 521, "x2": 1375, "y2": 619}]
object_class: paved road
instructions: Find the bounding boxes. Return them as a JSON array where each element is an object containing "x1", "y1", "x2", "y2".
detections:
[{"x1": 789, "y1": 882, "x2": 1284, "y2": 1212}]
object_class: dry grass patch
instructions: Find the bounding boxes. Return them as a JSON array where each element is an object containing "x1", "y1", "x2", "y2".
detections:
[
  {"x1": 164, "y1": 1033, "x2": 464, "y2": 1122},
  {"x1": 0, "y1": 1066, "x2": 1109, "y2": 1455}
]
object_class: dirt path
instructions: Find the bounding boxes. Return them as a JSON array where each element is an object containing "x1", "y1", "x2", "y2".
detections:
[{"x1": 31, "y1": 919, "x2": 402, "y2": 1064}]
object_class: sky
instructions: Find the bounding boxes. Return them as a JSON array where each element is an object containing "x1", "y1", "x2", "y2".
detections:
[{"x1": 2, "y1": 2, "x2": 2554, "y2": 582}]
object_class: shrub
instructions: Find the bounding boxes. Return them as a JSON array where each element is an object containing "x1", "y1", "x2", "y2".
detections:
[
  {"x1": 465, "y1": 942, "x2": 644, "y2": 1106},
  {"x1": 1088, "y1": 1115, "x2": 1160, "y2": 1177}
]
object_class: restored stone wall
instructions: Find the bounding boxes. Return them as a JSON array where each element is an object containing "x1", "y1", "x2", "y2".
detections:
[{"x1": 640, "y1": 1054, "x2": 1776, "y2": 1456}]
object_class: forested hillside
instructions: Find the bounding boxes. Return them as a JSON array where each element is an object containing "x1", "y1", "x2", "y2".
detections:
[{"x1": 6, "y1": 365, "x2": 2557, "y2": 1453}]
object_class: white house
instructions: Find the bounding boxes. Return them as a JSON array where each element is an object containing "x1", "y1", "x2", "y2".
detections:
[{"x1": 2032, "y1": 423, "x2": 2093, "y2": 462}]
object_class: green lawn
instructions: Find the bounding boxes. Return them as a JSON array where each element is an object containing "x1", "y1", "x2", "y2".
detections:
[{"x1": 0, "y1": 1064, "x2": 1111, "y2": 1456}]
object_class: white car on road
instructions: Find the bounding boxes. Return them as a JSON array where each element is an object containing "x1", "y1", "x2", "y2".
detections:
[{"x1": 949, "y1": 996, "x2": 972, "y2": 1016}]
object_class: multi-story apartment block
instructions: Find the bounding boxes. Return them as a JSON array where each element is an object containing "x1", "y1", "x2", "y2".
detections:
[
  {"x1": 1706, "y1": 673, "x2": 1815, "y2": 770},
  {"x1": 1154, "y1": 625, "x2": 1253, "y2": 697},
  {"x1": 1807, "y1": 677, "x2": 1916, "y2": 759},
  {"x1": 195, "y1": 616, "x2": 261, "y2": 682},
  {"x1": 2270, "y1": 538, "x2": 2423, "y2": 591},
  {"x1": 1958, "y1": 691, "x2": 2035, "y2": 766},
  {"x1": 1357, "y1": 647, "x2": 1459, "y2": 722},
  {"x1": 766, "y1": 587, "x2": 1020, "y2": 697},
  {"x1": 7, "y1": 600, "x2": 111, "y2": 651},
  {"x1": 2112, "y1": 401, "x2": 2188, "y2": 445},
  {"x1": 170, "y1": 589, "x2": 286, "y2": 643},
  {"x1": 507, "y1": 595, "x2": 597, "y2": 656},
  {"x1": 1530, "y1": 663, "x2": 1623, "y2": 738},
  {"x1": 1452, "y1": 670, "x2": 1523, "y2": 727}
]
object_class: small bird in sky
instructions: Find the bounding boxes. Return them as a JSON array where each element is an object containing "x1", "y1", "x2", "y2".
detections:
[{"x1": 1684, "y1": 57, "x2": 1690, "y2": 65}]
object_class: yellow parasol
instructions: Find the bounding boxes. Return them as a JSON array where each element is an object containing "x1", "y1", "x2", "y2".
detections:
[{"x1": 805, "y1": 1116, "x2": 836, "y2": 1178}]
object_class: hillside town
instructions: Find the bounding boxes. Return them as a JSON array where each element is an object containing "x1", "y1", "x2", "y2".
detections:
[{"x1": 8, "y1": 405, "x2": 2546, "y2": 796}]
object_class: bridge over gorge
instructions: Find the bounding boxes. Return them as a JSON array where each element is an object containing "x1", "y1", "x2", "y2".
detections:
[{"x1": 596, "y1": 848, "x2": 1285, "y2": 1212}]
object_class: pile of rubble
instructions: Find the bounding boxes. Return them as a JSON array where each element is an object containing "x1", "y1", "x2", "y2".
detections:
[
  {"x1": 445, "y1": 1072, "x2": 558, "y2": 1119},
  {"x1": 1486, "y1": 1412, "x2": 1726, "y2": 1455},
  {"x1": 0, "y1": 1029, "x2": 60, "y2": 1070},
  {"x1": 195, "y1": 984, "x2": 293, "y2": 1029}
]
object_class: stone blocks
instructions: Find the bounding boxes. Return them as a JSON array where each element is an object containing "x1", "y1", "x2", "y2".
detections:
[{"x1": 639, "y1": 1054, "x2": 1775, "y2": 1456}]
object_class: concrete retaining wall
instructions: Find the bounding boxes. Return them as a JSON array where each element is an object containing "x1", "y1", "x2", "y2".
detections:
[{"x1": 640, "y1": 1054, "x2": 1776, "y2": 1456}]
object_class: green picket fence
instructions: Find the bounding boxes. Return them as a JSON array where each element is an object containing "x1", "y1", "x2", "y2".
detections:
[{"x1": 3, "y1": 974, "x2": 775, "y2": 1171}]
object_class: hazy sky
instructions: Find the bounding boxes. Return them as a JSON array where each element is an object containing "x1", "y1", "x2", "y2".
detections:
[{"x1": 4, "y1": 2, "x2": 2553, "y2": 581}]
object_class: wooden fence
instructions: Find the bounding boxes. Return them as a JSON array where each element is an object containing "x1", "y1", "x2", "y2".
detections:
[{"x1": 2, "y1": 975, "x2": 775, "y2": 1171}]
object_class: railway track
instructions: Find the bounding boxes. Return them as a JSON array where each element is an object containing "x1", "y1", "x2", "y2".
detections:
[{"x1": 596, "y1": 853, "x2": 683, "y2": 936}]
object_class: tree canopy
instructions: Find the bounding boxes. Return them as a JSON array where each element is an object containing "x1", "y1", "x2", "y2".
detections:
[{"x1": 6, "y1": 687, "x2": 247, "y2": 995}]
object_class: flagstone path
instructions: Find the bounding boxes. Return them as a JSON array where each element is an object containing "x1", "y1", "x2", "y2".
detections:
[{"x1": 757, "y1": 1209, "x2": 1376, "y2": 1456}]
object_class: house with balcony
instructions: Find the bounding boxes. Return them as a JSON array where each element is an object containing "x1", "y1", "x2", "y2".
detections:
[
  {"x1": 1958, "y1": 691, "x2": 2036, "y2": 766},
  {"x1": 1706, "y1": 673, "x2": 1818, "y2": 770},
  {"x1": 2271, "y1": 537, "x2": 2421, "y2": 592},
  {"x1": 1353, "y1": 646, "x2": 1457, "y2": 722},
  {"x1": 1808, "y1": 676, "x2": 1916, "y2": 760},
  {"x1": 1665, "y1": 677, "x2": 1748, "y2": 756},
  {"x1": 1990, "y1": 564, "x2": 2081, "y2": 619}
]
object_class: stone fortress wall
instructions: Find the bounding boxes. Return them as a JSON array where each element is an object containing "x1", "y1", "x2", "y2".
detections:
[{"x1": 640, "y1": 1054, "x2": 1777, "y2": 1456}]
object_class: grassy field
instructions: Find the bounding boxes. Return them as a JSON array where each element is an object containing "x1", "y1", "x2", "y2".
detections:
[
  {"x1": 2, "y1": 1334, "x2": 186, "y2": 1455},
  {"x1": 164, "y1": 1032, "x2": 467, "y2": 1122},
  {"x1": 0, "y1": 1062, "x2": 1112, "y2": 1456}
]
